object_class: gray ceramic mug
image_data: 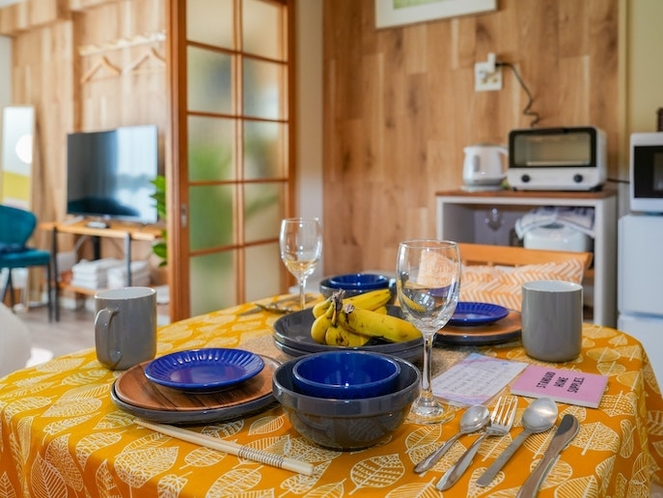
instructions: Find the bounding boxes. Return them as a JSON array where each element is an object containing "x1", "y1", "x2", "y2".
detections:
[
  {"x1": 94, "y1": 287, "x2": 157, "y2": 370},
  {"x1": 521, "y1": 280, "x2": 583, "y2": 362}
]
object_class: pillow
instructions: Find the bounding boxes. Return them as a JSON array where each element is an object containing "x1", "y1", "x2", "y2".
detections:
[{"x1": 460, "y1": 260, "x2": 586, "y2": 311}]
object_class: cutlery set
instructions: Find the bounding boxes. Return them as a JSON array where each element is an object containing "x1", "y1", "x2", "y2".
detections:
[{"x1": 414, "y1": 395, "x2": 579, "y2": 495}]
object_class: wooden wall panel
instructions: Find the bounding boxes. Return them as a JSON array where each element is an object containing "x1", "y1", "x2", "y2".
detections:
[{"x1": 322, "y1": 0, "x2": 619, "y2": 274}]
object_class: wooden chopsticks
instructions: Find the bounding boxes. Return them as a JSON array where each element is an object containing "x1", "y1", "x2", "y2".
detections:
[{"x1": 134, "y1": 419, "x2": 314, "y2": 476}]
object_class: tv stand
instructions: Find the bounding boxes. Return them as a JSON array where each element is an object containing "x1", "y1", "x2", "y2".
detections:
[{"x1": 41, "y1": 219, "x2": 164, "y2": 320}]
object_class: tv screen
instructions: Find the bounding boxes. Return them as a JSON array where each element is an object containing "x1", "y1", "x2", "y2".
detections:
[{"x1": 66, "y1": 125, "x2": 159, "y2": 224}]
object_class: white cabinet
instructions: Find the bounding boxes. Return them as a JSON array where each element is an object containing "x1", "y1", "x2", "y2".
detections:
[{"x1": 436, "y1": 189, "x2": 617, "y2": 327}]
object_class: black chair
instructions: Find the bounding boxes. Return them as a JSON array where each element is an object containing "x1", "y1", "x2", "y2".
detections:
[{"x1": 0, "y1": 204, "x2": 53, "y2": 321}]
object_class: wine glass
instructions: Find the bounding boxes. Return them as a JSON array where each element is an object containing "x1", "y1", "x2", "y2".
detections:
[
  {"x1": 396, "y1": 239, "x2": 461, "y2": 424},
  {"x1": 279, "y1": 218, "x2": 323, "y2": 310}
]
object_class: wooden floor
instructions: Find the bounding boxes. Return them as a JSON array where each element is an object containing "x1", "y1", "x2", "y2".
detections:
[{"x1": 15, "y1": 303, "x2": 96, "y2": 358}]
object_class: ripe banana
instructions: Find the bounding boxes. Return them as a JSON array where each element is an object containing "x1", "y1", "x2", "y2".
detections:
[
  {"x1": 342, "y1": 303, "x2": 421, "y2": 343},
  {"x1": 311, "y1": 303, "x2": 335, "y2": 344},
  {"x1": 312, "y1": 296, "x2": 333, "y2": 318},
  {"x1": 324, "y1": 324, "x2": 370, "y2": 347},
  {"x1": 345, "y1": 288, "x2": 392, "y2": 310}
]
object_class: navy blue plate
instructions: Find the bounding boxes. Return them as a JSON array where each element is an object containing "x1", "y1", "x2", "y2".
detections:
[
  {"x1": 144, "y1": 348, "x2": 265, "y2": 393},
  {"x1": 449, "y1": 302, "x2": 509, "y2": 326}
]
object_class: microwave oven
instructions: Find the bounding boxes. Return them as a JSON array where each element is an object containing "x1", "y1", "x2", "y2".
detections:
[
  {"x1": 506, "y1": 126, "x2": 607, "y2": 191},
  {"x1": 630, "y1": 132, "x2": 663, "y2": 213}
]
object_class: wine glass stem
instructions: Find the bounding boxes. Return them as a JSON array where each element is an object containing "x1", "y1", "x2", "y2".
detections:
[
  {"x1": 421, "y1": 332, "x2": 435, "y2": 397},
  {"x1": 298, "y1": 277, "x2": 307, "y2": 309}
]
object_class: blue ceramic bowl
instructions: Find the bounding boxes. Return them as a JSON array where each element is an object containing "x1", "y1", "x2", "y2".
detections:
[
  {"x1": 292, "y1": 351, "x2": 401, "y2": 399},
  {"x1": 319, "y1": 273, "x2": 395, "y2": 299},
  {"x1": 273, "y1": 354, "x2": 420, "y2": 450},
  {"x1": 327, "y1": 273, "x2": 390, "y2": 291}
]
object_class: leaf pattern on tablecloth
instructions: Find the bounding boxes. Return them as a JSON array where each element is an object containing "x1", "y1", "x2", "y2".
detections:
[
  {"x1": 61, "y1": 369, "x2": 109, "y2": 386},
  {"x1": 628, "y1": 452, "x2": 649, "y2": 495},
  {"x1": 560, "y1": 405, "x2": 588, "y2": 422},
  {"x1": 43, "y1": 414, "x2": 94, "y2": 436},
  {"x1": 2, "y1": 382, "x2": 56, "y2": 399},
  {"x1": 280, "y1": 461, "x2": 331, "y2": 494},
  {"x1": 176, "y1": 338, "x2": 209, "y2": 351},
  {"x1": 35, "y1": 356, "x2": 85, "y2": 373},
  {"x1": 527, "y1": 458, "x2": 573, "y2": 490},
  {"x1": 303, "y1": 479, "x2": 345, "y2": 498},
  {"x1": 596, "y1": 456, "x2": 616, "y2": 495},
  {"x1": 115, "y1": 446, "x2": 179, "y2": 488},
  {"x1": 158, "y1": 473, "x2": 188, "y2": 497},
  {"x1": 619, "y1": 418, "x2": 636, "y2": 458},
  {"x1": 45, "y1": 434, "x2": 84, "y2": 491},
  {"x1": 203, "y1": 419, "x2": 245, "y2": 438},
  {"x1": 244, "y1": 435, "x2": 291, "y2": 457},
  {"x1": 95, "y1": 459, "x2": 122, "y2": 497},
  {"x1": 30, "y1": 453, "x2": 68, "y2": 498},
  {"x1": 42, "y1": 396, "x2": 102, "y2": 418},
  {"x1": 9, "y1": 415, "x2": 32, "y2": 467},
  {"x1": 94, "y1": 410, "x2": 135, "y2": 429},
  {"x1": 181, "y1": 447, "x2": 225, "y2": 468},
  {"x1": 643, "y1": 363, "x2": 661, "y2": 395},
  {"x1": 75, "y1": 432, "x2": 123, "y2": 469},
  {"x1": 584, "y1": 326, "x2": 618, "y2": 340},
  {"x1": 602, "y1": 391, "x2": 638, "y2": 417},
  {"x1": 384, "y1": 477, "x2": 439, "y2": 498},
  {"x1": 288, "y1": 437, "x2": 342, "y2": 463},
  {"x1": 596, "y1": 361, "x2": 626, "y2": 377},
  {"x1": 478, "y1": 433, "x2": 515, "y2": 462},
  {"x1": 554, "y1": 475, "x2": 599, "y2": 497},
  {"x1": 0, "y1": 472, "x2": 18, "y2": 498},
  {"x1": 249, "y1": 415, "x2": 285, "y2": 435},
  {"x1": 403, "y1": 424, "x2": 442, "y2": 463},
  {"x1": 349, "y1": 453, "x2": 404, "y2": 494},
  {"x1": 207, "y1": 467, "x2": 263, "y2": 497},
  {"x1": 4, "y1": 396, "x2": 51, "y2": 422},
  {"x1": 573, "y1": 422, "x2": 620, "y2": 452},
  {"x1": 651, "y1": 410, "x2": 663, "y2": 436},
  {"x1": 585, "y1": 347, "x2": 620, "y2": 363}
]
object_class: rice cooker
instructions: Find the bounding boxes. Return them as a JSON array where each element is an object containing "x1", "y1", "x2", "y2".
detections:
[{"x1": 523, "y1": 223, "x2": 592, "y2": 253}]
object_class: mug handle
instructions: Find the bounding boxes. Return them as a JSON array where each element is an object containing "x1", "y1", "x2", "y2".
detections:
[{"x1": 94, "y1": 307, "x2": 121, "y2": 368}]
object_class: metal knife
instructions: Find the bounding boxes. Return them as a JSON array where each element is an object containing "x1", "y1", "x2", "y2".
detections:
[{"x1": 516, "y1": 414, "x2": 579, "y2": 498}]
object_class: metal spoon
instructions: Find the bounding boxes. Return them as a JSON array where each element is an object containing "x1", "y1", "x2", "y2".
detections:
[
  {"x1": 414, "y1": 404, "x2": 490, "y2": 473},
  {"x1": 476, "y1": 397, "x2": 558, "y2": 486}
]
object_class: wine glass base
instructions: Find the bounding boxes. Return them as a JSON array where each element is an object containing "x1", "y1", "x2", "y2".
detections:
[{"x1": 407, "y1": 401, "x2": 456, "y2": 425}]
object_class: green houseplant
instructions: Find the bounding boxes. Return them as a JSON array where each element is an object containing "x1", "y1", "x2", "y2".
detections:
[{"x1": 151, "y1": 174, "x2": 167, "y2": 266}]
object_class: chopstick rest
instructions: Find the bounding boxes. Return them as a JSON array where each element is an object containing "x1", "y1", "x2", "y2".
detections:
[{"x1": 135, "y1": 418, "x2": 314, "y2": 476}]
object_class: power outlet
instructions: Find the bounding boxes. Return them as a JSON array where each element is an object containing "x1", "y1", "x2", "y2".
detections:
[{"x1": 475, "y1": 61, "x2": 502, "y2": 92}]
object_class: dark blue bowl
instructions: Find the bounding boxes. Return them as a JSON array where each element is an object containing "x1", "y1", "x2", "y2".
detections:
[
  {"x1": 292, "y1": 351, "x2": 401, "y2": 399},
  {"x1": 327, "y1": 273, "x2": 391, "y2": 291}
]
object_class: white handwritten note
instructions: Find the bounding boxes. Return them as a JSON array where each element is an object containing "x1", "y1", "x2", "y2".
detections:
[{"x1": 432, "y1": 353, "x2": 528, "y2": 406}]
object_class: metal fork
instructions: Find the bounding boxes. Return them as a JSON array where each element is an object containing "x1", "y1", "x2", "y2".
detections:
[{"x1": 436, "y1": 395, "x2": 518, "y2": 491}]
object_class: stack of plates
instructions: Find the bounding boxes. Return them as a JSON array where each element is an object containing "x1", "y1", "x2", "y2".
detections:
[
  {"x1": 272, "y1": 307, "x2": 423, "y2": 362},
  {"x1": 111, "y1": 349, "x2": 279, "y2": 424},
  {"x1": 436, "y1": 302, "x2": 522, "y2": 346}
]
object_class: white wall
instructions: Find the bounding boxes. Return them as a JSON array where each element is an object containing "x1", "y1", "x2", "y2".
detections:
[
  {"x1": 0, "y1": 35, "x2": 11, "y2": 192},
  {"x1": 296, "y1": 0, "x2": 324, "y2": 283}
]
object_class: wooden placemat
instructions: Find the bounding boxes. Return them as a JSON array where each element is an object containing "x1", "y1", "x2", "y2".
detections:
[
  {"x1": 114, "y1": 355, "x2": 279, "y2": 412},
  {"x1": 436, "y1": 309, "x2": 522, "y2": 345}
]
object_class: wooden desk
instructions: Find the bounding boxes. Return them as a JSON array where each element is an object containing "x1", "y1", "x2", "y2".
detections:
[
  {"x1": 0, "y1": 296, "x2": 661, "y2": 496},
  {"x1": 42, "y1": 219, "x2": 163, "y2": 320}
]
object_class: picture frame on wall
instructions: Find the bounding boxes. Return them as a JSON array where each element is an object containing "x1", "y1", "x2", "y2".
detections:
[{"x1": 375, "y1": 0, "x2": 497, "y2": 29}]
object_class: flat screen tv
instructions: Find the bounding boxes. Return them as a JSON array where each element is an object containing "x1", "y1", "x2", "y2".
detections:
[{"x1": 66, "y1": 125, "x2": 160, "y2": 224}]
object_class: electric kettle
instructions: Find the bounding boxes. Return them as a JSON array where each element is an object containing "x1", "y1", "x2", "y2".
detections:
[{"x1": 463, "y1": 144, "x2": 508, "y2": 186}]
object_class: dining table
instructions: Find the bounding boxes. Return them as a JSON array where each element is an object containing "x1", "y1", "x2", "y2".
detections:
[{"x1": 1, "y1": 294, "x2": 662, "y2": 497}]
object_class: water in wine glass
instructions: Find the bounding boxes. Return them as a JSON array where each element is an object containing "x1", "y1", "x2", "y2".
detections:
[
  {"x1": 397, "y1": 240, "x2": 461, "y2": 424},
  {"x1": 279, "y1": 218, "x2": 322, "y2": 310}
]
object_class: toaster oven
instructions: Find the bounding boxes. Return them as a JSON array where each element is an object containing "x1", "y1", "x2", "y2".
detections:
[{"x1": 506, "y1": 126, "x2": 607, "y2": 191}]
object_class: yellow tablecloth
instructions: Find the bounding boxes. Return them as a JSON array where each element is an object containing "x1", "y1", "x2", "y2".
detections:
[{"x1": 1, "y1": 297, "x2": 663, "y2": 497}]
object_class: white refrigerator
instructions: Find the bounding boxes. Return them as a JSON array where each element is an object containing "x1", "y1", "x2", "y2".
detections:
[{"x1": 618, "y1": 214, "x2": 663, "y2": 384}]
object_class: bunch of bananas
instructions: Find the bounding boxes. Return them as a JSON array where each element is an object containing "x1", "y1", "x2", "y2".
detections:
[{"x1": 310, "y1": 289, "x2": 421, "y2": 347}]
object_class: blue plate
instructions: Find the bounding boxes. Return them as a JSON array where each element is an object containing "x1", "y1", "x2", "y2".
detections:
[
  {"x1": 449, "y1": 302, "x2": 510, "y2": 326},
  {"x1": 144, "y1": 348, "x2": 265, "y2": 393}
]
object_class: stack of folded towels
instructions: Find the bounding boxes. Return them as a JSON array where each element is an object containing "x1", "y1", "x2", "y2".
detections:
[
  {"x1": 107, "y1": 260, "x2": 150, "y2": 289},
  {"x1": 70, "y1": 258, "x2": 124, "y2": 289}
]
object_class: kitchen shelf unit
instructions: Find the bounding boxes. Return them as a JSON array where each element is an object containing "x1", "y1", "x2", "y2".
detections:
[
  {"x1": 42, "y1": 219, "x2": 163, "y2": 321},
  {"x1": 436, "y1": 188, "x2": 618, "y2": 327}
]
